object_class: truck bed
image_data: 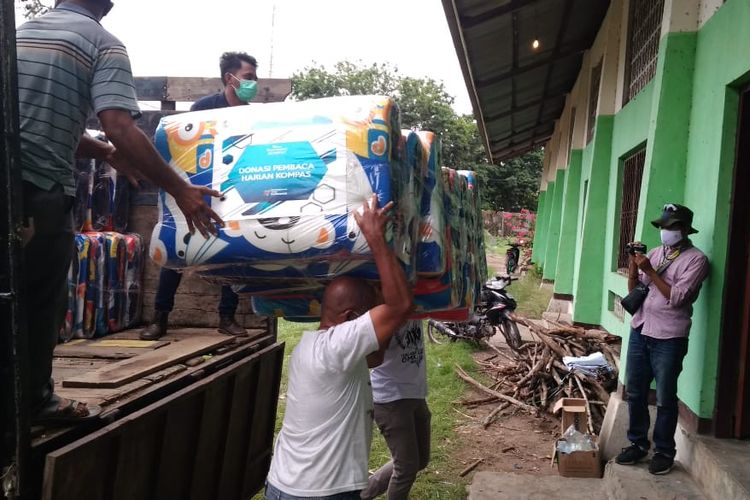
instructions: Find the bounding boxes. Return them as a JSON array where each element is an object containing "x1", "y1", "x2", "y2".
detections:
[{"x1": 32, "y1": 326, "x2": 284, "y2": 500}]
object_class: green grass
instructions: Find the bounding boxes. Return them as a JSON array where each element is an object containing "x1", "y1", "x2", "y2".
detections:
[
  {"x1": 265, "y1": 319, "x2": 482, "y2": 499},
  {"x1": 508, "y1": 266, "x2": 552, "y2": 318}
]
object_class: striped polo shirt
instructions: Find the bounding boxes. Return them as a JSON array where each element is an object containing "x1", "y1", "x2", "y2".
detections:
[{"x1": 16, "y1": 3, "x2": 140, "y2": 196}]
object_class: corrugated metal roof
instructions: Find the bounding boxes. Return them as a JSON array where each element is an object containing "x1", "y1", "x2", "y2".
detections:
[{"x1": 443, "y1": 0, "x2": 610, "y2": 163}]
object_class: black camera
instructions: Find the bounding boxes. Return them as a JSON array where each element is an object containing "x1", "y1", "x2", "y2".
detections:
[{"x1": 626, "y1": 242, "x2": 647, "y2": 255}]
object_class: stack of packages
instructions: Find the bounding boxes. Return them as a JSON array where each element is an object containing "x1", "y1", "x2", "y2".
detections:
[
  {"x1": 148, "y1": 95, "x2": 486, "y2": 322},
  {"x1": 60, "y1": 132, "x2": 144, "y2": 341}
]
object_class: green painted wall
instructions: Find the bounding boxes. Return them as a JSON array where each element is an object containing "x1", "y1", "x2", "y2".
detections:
[
  {"x1": 572, "y1": 140, "x2": 595, "y2": 296},
  {"x1": 532, "y1": 189, "x2": 548, "y2": 264},
  {"x1": 678, "y1": 0, "x2": 750, "y2": 417},
  {"x1": 554, "y1": 150, "x2": 583, "y2": 295},
  {"x1": 598, "y1": 82, "x2": 654, "y2": 339},
  {"x1": 571, "y1": 116, "x2": 614, "y2": 324},
  {"x1": 529, "y1": 0, "x2": 750, "y2": 419},
  {"x1": 543, "y1": 169, "x2": 566, "y2": 280},
  {"x1": 537, "y1": 179, "x2": 556, "y2": 268}
]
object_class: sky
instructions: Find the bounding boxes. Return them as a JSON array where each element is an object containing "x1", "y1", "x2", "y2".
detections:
[{"x1": 15, "y1": 0, "x2": 474, "y2": 114}]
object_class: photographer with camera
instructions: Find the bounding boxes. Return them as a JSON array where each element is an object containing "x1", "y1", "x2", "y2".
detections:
[{"x1": 616, "y1": 204, "x2": 708, "y2": 475}]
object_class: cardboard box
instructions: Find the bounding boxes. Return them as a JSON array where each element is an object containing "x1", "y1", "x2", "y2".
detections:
[
  {"x1": 553, "y1": 397, "x2": 603, "y2": 478},
  {"x1": 552, "y1": 397, "x2": 588, "y2": 434},
  {"x1": 556, "y1": 446, "x2": 603, "y2": 478}
]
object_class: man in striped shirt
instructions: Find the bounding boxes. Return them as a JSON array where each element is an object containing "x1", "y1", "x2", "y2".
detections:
[{"x1": 17, "y1": 0, "x2": 223, "y2": 423}]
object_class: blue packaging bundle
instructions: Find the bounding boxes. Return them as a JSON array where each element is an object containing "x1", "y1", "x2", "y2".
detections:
[
  {"x1": 252, "y1": 168, "x2": 487, "y2": 322},
  {"x1": 416, "y1": 131, "x2": 446, "y2": 277},
  {"x1": 123, "y1": 233, "x2": 144, "y2": 328},
  {"x1": 73, "y1": 131, "x2": 130, "y2": 233},
  {"x1": 251, "y1": 290, "x2": 325, "y2": 319},
  {"x1": 149, "y1": 95, "x2": 419, "y2": 283},
  {"x1": 62, "y1": 232, "x2": 143, "y2": 340}
]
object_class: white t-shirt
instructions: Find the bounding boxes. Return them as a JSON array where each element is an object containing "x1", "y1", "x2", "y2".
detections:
[
  {"x1": 267, "y1": 313, "x2": 380, "y2": 496},
  {"x1": 371, "y1": 320, "x2": 428, "y2": 404}
]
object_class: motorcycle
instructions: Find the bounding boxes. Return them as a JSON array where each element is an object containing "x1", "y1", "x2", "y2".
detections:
[
  {"x1": 427, "y1": 276, "x2": 522, "y2": 350},
  {"x1": 506, "y1": 241, "x2": 521, "y2": 275}
]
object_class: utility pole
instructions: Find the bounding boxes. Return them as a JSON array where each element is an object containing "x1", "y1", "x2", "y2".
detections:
[{"x1": 269, "y1": 3, "x2": 277, "y2": 78}]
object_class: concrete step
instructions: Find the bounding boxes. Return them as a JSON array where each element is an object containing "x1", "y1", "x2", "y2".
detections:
[
  {"x1": 604, "y1": 461, "x2": 705, "y2": 500},
  {"x1": 468, "y1": 471, "x2": 605, "y2": 500},
  {"x1": 676, "y1": 430, "x2": 750, "y2": 500}
]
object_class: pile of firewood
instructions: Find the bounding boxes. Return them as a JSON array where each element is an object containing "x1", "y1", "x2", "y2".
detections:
[{"x1": 456, "y1": 315, "x2": 620, "y2": 434}]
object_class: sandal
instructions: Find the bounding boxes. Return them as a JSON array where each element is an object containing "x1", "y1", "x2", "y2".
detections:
[{"x1": 33, "y1": 396, "x2": 102, "y2": 424}]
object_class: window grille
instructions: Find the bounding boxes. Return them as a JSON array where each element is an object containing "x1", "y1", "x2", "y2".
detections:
[
  {"x1": 623, "y1": 0, "x2": 665, "y2": 105},
  {"x1": 567, "y1": 107, "x2": 576, "y2": 165},
  {"x1": 617, "y1": 148, "x2": 646, "y2": 271},
  {"x1": 587, "y1": 61, "x2": 602, "y2": 144}
]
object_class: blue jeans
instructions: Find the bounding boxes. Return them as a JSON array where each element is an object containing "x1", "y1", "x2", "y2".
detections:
[
  {"x1": 264, "y1": 482, "x2": 361, "y2": 500},
  {"x1": 626, "y1": 327, "x2": 689, "y2": 457},
  {"x1": 154, "y1": 267, "x2": 238, "y2": 316}
]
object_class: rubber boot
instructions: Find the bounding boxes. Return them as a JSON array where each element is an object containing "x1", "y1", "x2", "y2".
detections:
[
  {"x1": 140, "y1": 311, "x2": 169, "y2": 340},
  {"x1": 218, "y1": 315, "x2": 248, "y2": 337}
]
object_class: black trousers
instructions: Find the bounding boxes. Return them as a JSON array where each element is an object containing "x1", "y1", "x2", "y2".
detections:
[{"x1": 22, "y1": 182, "x2": 74, "y2": 412}]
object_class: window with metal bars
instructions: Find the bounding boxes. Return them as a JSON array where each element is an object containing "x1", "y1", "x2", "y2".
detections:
[
  {"x1": 623, "y1": 0, "x2": 665, "y2": 105},
  {"x1": 567, "y1": 107, "x2": 576, "y2": 165},
  {"x1": 617, "y1": 148, "x2": 646, "y2": 271},
  {"x1": 587, "y1": 60, "x2": 602, "y2": 144}
]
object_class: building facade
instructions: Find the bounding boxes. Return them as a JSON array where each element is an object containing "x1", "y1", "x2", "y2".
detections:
[{"x1": 532, "y1": 0, "x2": 750, "y2": 437}]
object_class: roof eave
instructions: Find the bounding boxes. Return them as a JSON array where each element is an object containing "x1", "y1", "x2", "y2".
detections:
[{"x1": 441, "y1": 0, "x2": 494, "y2": 165}]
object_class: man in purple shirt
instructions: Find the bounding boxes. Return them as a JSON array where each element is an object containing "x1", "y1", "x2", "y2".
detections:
[{"x1": 616, "y1": 204, "x2": 709, "y2": 475}]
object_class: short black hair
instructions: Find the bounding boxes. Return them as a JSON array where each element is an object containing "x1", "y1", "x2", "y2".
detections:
[{"x1": 220, "y1": 52, "x2": 258, "y2": 80}]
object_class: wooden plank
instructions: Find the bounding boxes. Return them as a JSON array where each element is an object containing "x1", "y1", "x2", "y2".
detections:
[
  {"x1": 62, "y1": 336, "x2": 233, "y2": 389},
  {"x1": 153, "y1": 396, "x2": 202, "y2": 500},
  {"x1": 189, "y1": 379, "x2": 232, "y2": 500},
  {"x1": 111, "y1": 414, "x2": 162, "y2": 500},
  {"x1": 217, "y1": 361, "x2": 259, "y2": 499},
  {"x1": 243, "y1": 343, "x2": 284, "y2": 496},
  {"x1": 54, "y1": 339, "x2": 169, "y2": 360},
  {"x1": 133, "y1": 76, "x2": 291, "y2": 103},
  {"x1": 42, "y1": 432, "x2": 112, "y2": 500}
]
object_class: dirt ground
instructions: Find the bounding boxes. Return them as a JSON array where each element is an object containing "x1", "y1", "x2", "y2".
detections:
[{"x1": 451, "y1": 335, "x2": 562, "y2": 479}]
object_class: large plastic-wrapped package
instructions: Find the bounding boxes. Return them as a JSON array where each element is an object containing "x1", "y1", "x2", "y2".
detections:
[
  {"x1": 251, "y1": 290, "x2": 324, "y2": 319},
  {"x1": 416, "y1": 131, "x2": 446, "y2": 277},
  {"x1": 104, "y1": 232, "x2": 127, "y2": 333},
  {"x1": 70, "y1": 234, "x2": 90, "y2": 338},
  {"x1": 149, "y1": 95, "x2": 419, "y2": 284},
  {"x1": 73, "y1": 158, "x2": 95, "y2": 232},
  {"x1": 60, "y1": 232, "x2": 144, "y2": 341},
  {"x1": 123, "y1": 233, "x2": 144, "y2": 328},
  {"x1": 74, "y1": 131, "x2": 130, "y2": 233}
]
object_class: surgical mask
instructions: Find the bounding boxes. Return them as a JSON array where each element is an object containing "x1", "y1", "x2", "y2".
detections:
[
  {"x1": 230, "y1": 74, "x2": 258, "y2": 103},
  {"x1": 660, "y1": 229, "x2": 683, "y2": 247}
]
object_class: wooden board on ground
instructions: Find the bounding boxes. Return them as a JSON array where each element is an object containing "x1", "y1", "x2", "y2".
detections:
[
  {"x1": 62, "y1": 336, "x2": 233, "y2": 389},
  {"x1": 55, "y1": 338, "x2": 170, "y2": 359}
]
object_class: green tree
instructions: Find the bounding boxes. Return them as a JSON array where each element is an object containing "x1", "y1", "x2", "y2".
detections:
[
  {"x1": 19, "y1": 0, "x2": 51, "y2": 19},
  {"x1": 476, "y1": 149, "x2": 544, "y2": 212},
  {"x1": 292, "y1": 61, "x2": 543, "y2": 211}
]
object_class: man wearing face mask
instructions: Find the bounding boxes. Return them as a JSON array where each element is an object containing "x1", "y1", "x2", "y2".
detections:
[
  {"x1": 140, "y1": 52, "x2": 258, "y2": 340},
  {"x1": 15, "y1": 0, "x2": 224, "y2": 424},
  {"x1": 616, "y1": 203, "x2": 709, "y2": 475}
]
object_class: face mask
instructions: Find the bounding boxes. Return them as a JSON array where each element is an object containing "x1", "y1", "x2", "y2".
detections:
[
  {"x1": 660, "y1": 229, "x2": 683, "y2": 247},
  {"x1": 230, "y1": 74, "x2": 258, "y2": 103}
]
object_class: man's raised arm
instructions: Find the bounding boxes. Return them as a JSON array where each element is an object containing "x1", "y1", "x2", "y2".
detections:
[{"x1": 355, "y1": 195, "x2": 415, "y2": 348}]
